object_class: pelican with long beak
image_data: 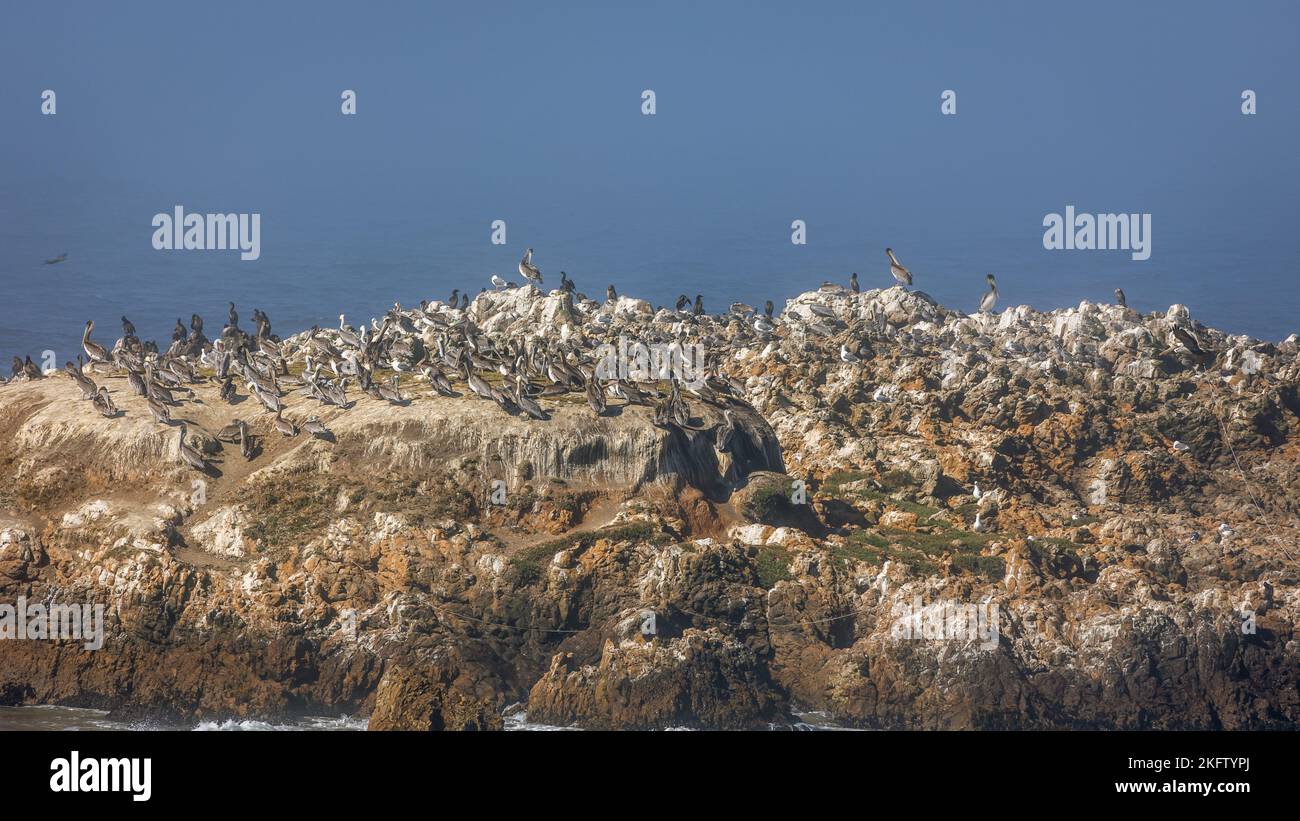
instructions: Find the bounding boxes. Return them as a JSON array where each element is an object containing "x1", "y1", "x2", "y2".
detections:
[
  {"x1": 979, "y1": 274, "x2": 998, "y2": 313},
  {"x1": 176, "y1": 423, "x2": 208, "y2": 471},
  {"x1": 885, "y1": 248, "x2": 913, "y2": 287},
  {"x1": 519, "y1": 248, "x2": 543, "y2": 285},
  {"x1": 82, "y1": 320, "x2": 111, "y2": 363}
]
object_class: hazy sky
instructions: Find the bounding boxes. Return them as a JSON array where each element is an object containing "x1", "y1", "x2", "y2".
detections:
[{"x1": 1, "y1": 1, "x2": 1298, "y2": 350}]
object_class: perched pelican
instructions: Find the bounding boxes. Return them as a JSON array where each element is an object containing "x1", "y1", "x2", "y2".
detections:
[
  {"x1": 885, "y1": 248, "x2": 913, "y2": 287},
  {"x1": 519, "y1": 248, "x2": 543, "y2": 285},
  {"x1": 675, "y1": 294, "x2": 689, "y2": 312},
  {"x1": 302, "y1": 416, "x2": 332, "y2": 437},
  {"x1": 65, "y1": 361, "x2": 96, "y2": 399},
  {"x1": 850, "y1": 272, "x2": 859, "y2": 293},
  {"x1": 81, "y1": 321, "x2": 111, "y2": 363},
  {"x1": 273, "y1": 409, "x2": 298, "y2": 437},
  {"x1": 176, "y1": 424, "x2": 207, "y2": 471},
  {"x1": 235, "y1": 420, "x2": 254, "y2": 460},
  {"x1": 1114, "y1": 288, "x2": 1127, "y2": 308},
  {"x1": 92, "y1": 386, "x2": 117, "y2": 418},
  {"x1": 1170, "y1": 326, "x2": 1210, "y2": 362},
  {"x1": 585, "y1": 374, "x2": 607, "y2": 415},
  {"x1": 146, "y1": 393, "x2": 171, "y2": 424},
  {"x1": 979, "y1": 274, "x2": 998, "y2": 313},
  {"x1": 606, "y1": 285, "x2": 618, "y2": 303}
]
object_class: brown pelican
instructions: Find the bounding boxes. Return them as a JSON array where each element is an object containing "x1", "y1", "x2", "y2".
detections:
[
  {"x1": 82, "y1": 321, "x2": 111, "y2": 363},
  {"x1": 92, "y1": 386, "x2": 117, "y2": 418},
  {"x1": 219, "y1": 374, "x2": 236, "y2": 403},
  {"x1": 886, "y1": 248, "x2": 913, "y2": 287},
  {"x1": 1170, "y1": 327, "x2": 1212, "y2": 364},
  {"x1": 302, "y1": 416, "x2": 332, "y2": 437},
  {"x1": 519, "y1": 248, "x2": 543, "y2": 285},
  {"x1": 606, "y1": 285, "x2": 618, "y2": 303},
  {"x1": 273, "y1": 407, "x2": 297, "y2": 436},
  {"x1": 146, "y1": 393, "x2": 171, "y2": 424},
  {"x1": 64, "y1": 361, "x2": 97, "y2": 399},
  {"x1": 22, "y1": 356, "x2": 43, "y2": 380},
  {"x1": 176, "y1": 423, "x2": 207, "y2": 471},
  {"x1": 514, "y1": 377, "x2": 546, "y2": 420},
  {"x1": 979, "y1": 274, "x2": 998, "y2": 313},
  {"x1": 584, "y1": 374, "x2": 607, "y2": 416},
  {"x1": 238, "y1": 420, "x2": 255, "y2": 460}
]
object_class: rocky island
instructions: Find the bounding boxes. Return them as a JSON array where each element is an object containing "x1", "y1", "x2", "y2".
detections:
[{"x1": 1, "y1": 283, "x2": 1297, "y2": 730}]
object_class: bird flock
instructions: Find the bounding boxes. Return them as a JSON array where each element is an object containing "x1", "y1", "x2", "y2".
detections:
[{"x1": 5, "y1": 246, "x2": 1191, "y2": 478}]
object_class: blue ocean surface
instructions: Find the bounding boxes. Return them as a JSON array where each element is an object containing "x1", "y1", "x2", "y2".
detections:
[
  {"x1": 2, "y1": 0, "x2": 1298, "y2": 361},
  {"x1": 1, "y1": 175, "x2": 1297, "y2": 365}
]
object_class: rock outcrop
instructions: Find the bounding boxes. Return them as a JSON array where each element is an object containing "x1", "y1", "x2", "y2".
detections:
[{"x1": 1, "y1": 284, "x2": 1296, "y2": 729}]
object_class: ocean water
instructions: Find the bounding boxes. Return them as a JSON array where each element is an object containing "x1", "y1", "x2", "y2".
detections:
[{"x1": 2, "y1": 176, "x2": 1297, "y2": 368}]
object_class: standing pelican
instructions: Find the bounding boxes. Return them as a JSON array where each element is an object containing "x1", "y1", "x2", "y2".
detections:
[
  {"x1": 606, "y1": 285, "x2": 618, "y2": 303},
  {"x1": 272, "y1": 409, "x2": 298, "y2": 437},
  {"x1": 92, "y1": 386, "x2": 117, "y2": 418},
  {"x1": 82, "y1": 321, "x2": 111, "y2": 363},
  {"x1": 584, "y1": 374, "x2": 607, "y2": 416},
  {"x1": 885, "y1": 248, "x2": 913, "y2": 287},
  {"x1": 519, "y1": 248, "x2": 543, "y2": 285},
  {"x1": 979, "y1": 274, "x2": 998, "y2": 313},
  {"x1": 176, "y1": 423, "x2": 206, "y2": 467}
]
